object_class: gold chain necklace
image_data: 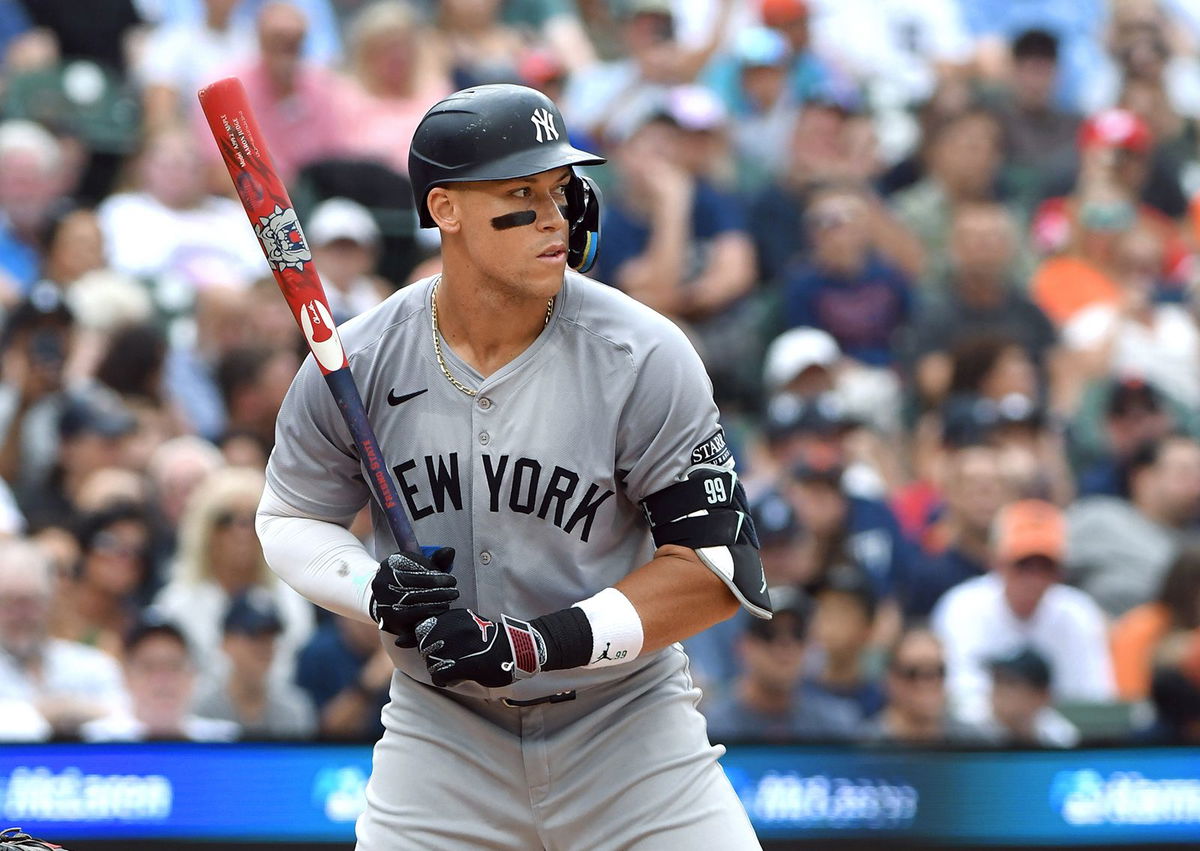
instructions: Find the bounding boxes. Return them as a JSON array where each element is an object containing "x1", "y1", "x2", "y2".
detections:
[{"x1": 430, "y1": 277, "x2": 554, "y2": 397}]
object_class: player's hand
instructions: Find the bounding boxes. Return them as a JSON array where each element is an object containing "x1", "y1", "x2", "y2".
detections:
[
  {"x1": 415, "y1": 609, "x2": 546, "y2": 688},
  {"x1": 370, "y1": 548, "x2": 458, "y2": 648}
]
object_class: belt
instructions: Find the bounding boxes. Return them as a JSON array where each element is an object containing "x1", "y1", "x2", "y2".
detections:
[{"x1": 501, "y1": 690, "x2": 577, "y2": 708}]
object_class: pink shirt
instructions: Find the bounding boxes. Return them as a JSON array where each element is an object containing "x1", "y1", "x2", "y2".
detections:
[
  {"x1": 199, "y1": 59, "x2": 351, "y2": 184},
  {"x1": 336, "y1": 79, "x2": 451, "y2": 176}
]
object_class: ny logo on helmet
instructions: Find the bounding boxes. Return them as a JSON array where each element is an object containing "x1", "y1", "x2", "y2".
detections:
[{"x1": 531, "y1": 108, "x2": 559, "y2": 143}]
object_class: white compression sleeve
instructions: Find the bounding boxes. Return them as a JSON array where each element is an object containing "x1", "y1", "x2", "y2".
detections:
[{"x1": 255, "y1": 481, "x2": 379, "y2": 624}]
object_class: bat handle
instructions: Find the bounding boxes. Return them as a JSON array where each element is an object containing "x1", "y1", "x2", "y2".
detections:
[{"x1": 324, "y1": 368, "x2": 420, "y2": 552}]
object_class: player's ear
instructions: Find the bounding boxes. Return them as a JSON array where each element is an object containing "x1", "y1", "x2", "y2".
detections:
[{"x1": 426, "y1": 187, "x2": 461, "y2": 234}]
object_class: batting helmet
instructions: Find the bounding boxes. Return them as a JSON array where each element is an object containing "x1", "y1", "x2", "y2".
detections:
[{"x1": 409, "y1": 84, "x2": 606, "y2": 272}]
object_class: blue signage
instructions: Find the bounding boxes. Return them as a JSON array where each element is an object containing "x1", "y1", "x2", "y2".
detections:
[{"x1": 1, "y1": 743, "x2": 1198, "y2": 844}]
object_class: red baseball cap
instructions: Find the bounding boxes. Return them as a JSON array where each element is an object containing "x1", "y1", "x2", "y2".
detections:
[
  {"x1": 1078, "y1": 108, "x2": 1152, "y2": 154},
  {"x1": 761, "y1": 0, "x2": 808, "y2": 27}
]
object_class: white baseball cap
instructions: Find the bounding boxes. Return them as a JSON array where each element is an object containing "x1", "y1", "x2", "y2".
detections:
[
  {"x1": 308, "y1": 197, "x2": 380, "y2": 246},
  {"x1": 763, "y1": 327, "x2": 841, "y2": 391}
]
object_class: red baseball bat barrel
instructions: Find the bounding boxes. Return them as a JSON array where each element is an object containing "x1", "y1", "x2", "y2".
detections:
[{"x1": 197, "y1": 77, "x2": 418, "y2": 552}]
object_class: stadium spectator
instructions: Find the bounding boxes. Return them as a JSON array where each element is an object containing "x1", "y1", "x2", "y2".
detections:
[
  {"x1": 336, "y1": 1, "x2": 451, "y2": 177},
  {"x1": 984, "y1": 646, "x2": 1081, "y2": 747},
  {"x1": 805, "y1": 566, "x2": 884, "y2": 720},
  {"x1": 1071, "y1": 376, "x2": 1177, "y2": 498},
  {"x1": 1061, "y1": 224, "x2": 1200, "y2": 408},
  {"x1": 95, "y1": 124, "x2": 264, "y2": 284},
  {"x1": 0, "y1": 537, "x2": 128, "y2": 737},
  {"x1": 0, "y1": 120, "x2": 74, "y2": 296},
  {"x1": 781, "y1": 181, "x2": 912, "y2": 368},
  {"x1": 306, "y1": 197, "x2": 390, "y2": 323},
  {"x1": 865, "y1": 625, "x2": 984, "y2": 745},
  {"x1": 295, "y1": 614, "x2": 391, "y2": 740},
  {"x1": 137, "y1": 0, "x2": 255, "y2": 131},
  {"x1": 214, "y1": 343, "x2": 299, "y2": 453},
  {"x1": 193, "y1": 588, "x2": 316, "y2": 739},
  {"x1": 1110, "y1": 545, "x2": 1200, "y2": 700},
  {"x1": 1029, "y1": 108, "x2": 1190, "y2": 324},
  {"x1": 152, "y1": 466, "x2": 314, "y2": 686},
  {"x1": 703, "y1": 586, "x2": 860, "y2": 741},
  {"x1": 890, "y1": 108, "x2": 1010, "y2": 294},
  {"x1": 431, "y1": 0, "x2": 526, "y2": 90},
  {"x1": 905, "y1": 443, "x2": 1015, "y2": 617},
  {"x1": 50, "y1": 502, "x2": 153, "y2": 656},
  {"x1": 933, "y1": 499, "x2": 1116, "y2": 725},
  {"x1": 988, "y1": 29, "x2": 1081, "y2": 218},
  {"x1": 81, "y1": 616, "x2": 239, "y2": 742},
  {"x1": 906, "y1": 203, "x2": 1059, "y2": 407},
  {"x1": 1066, "y1": 434, "x2": 1200, "y2": 616}
]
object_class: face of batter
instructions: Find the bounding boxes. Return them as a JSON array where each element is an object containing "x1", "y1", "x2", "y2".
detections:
[{"x1": 428, "y1": 167, "x2": 572, "y2": 303}]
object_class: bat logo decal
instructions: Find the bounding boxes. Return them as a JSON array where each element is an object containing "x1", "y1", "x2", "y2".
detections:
[
  {"x1": 255, "y1": 204, "x2": 311, "y2": 271},
  {"x1": 298, "y1": 298, "x2": 345, "y2": 372}
]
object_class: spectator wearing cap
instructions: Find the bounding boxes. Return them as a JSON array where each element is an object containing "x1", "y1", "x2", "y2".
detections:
[
  {"x1": 1029, "y1": 108, "x2": 1191, "y2": 326},
  {"x1": 985, "y1": 646, "x2": 1080, "y2": 747},
  {"x1": 905, "y1": 443, "x2": 1015, "y2": 618},
  {"x1": 890, "y1": 108, "x2": 1012, "y2": 295},
  {"x1": 782, "y1": 444, "x2": 914, "y2": 649},
  {"x1": 0, "y1": 537, "x2": 130, "y2": 738},
  {"x1": 81, "y1": 616, "x2": 239, "y2": 742},
  {"x1": 865, "y1": 625, "x2": 985, "y2": 745},
  {"x1": 193, "y1": 589, "x2": 316, "y2": 739},
  {"x1": 986, "y1": 30, "x2": 1081, "y2": 216},
  {"x1": 15, "y1": 384, "x2": 137, "y2": 532},
  {"x1": 307, "y1": 198, "x2": 390, "y2": 323},
  {"x1": 1072, "y1": 377, "x2": 1178, "y2": 498},
  {"x1": 1066, "y1": 434, "x2": 1200, "y2": 617},
  {"x1": 1111, "y1": 545, "x2": 1200, "y2": 701},
  {"x1": 702, "y1": 586, "x2": 860, "y2": 742},
  {"x1": 596, "y1": 97, "x2": 758, "y2": 407},
  {"x1": 780, "y1": 181, "x2": 912, "y2": 369},
  {"x1": 932, "y1": 499, "x2": 1115, "y2": 726},
  {"x1": 905, "y1": 203, "x2": 1059, "y2": 407},
  {"x1": 806, "y1": 566, "x2": 884, "y2": 720},
  {"x1": 1061, "y1": 224, "x2": 1200, "y2": 409},
  {"x1": 0, "y1": 281, "x2": 75, "y2": 498}
]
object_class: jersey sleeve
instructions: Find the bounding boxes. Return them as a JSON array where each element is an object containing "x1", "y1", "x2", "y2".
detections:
[
  {"x1": 615, "y1": 318, "x2": 728, "y2": 504},
  {"x1": 265, "y1": 354, "x2": 371, "y2": 520}
]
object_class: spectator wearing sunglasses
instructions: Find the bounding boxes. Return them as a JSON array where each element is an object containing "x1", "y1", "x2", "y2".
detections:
[
  {"x1": 932, "y1": 499, "x2": 1115, "y2": 727},
  {"x1": 152, "y1": 466, "x2": 314, "y2": 688},
  {"x1": 865, "y1": 625, "x2": 984, "y2": 745},
  {"x1": 50, "y1": 503, "x2": 153, "y2": 658}
]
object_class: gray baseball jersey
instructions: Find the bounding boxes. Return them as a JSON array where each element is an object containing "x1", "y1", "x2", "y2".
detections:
[{"x1": 266, "y1": 271, "x2": 734, "y2": 701}]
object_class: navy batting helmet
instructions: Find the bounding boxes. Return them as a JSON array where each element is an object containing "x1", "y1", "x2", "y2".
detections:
[{"x1": 409, "y1": 84, "x2": 606, "y2": 272}]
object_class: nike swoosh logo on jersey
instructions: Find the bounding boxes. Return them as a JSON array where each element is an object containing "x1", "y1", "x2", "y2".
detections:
[{"x1": 388, "y1": 388, "x2": 428, "y2": 406}]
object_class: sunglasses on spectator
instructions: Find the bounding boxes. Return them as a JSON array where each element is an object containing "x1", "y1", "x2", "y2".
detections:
[
  {"x1": 806, "y1": 208, "x2": 858, "y2": 231},
  {"x1": 214, "y1": 510, "x2": 257, "y2": 530},
  {"x1": 892, "y1": 663, "x2": 945, "y2": 682},
  {"x1": 91, "y1": 531, "x2": 143, "y2": 559}
]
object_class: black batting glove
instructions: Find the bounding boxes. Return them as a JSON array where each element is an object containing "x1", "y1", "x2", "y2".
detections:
[
  {"x1": 415, "y1": 609, "x2": 548, "y2": 688},
  {"x1": 370, "y1": 547, "x2": 458, "y2": 648}
]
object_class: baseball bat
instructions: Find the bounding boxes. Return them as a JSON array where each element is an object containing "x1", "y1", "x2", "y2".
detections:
[{"x1": 197, "y1": 76, "x2": 418, "y2": 553}]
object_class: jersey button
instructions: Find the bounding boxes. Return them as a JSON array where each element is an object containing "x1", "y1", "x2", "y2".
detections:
[
  {"x1": 477, "y1": 397, "x2": 492, "y2": 410},
  {"x1": 479, "y1": 551, "x2": 492, "y2": 565},
  {"x1": 479, "y1": 431, "x2": 490, "y2": 445}
]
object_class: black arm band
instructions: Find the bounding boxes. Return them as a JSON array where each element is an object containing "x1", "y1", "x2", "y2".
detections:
[{"x1": 530, "y1": 606, "x2": 593, "y2": 671}]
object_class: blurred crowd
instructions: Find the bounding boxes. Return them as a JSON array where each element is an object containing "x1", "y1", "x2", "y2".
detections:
[{"x1": 2, "y1": 0, "x2": 1200, "y2": 750}]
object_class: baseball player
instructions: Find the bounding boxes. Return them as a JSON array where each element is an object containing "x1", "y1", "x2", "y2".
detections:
[{"x1": 256, "y1": 84, "x2": 772, "y2": 850}]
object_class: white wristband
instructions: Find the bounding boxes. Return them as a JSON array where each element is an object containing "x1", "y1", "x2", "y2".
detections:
[{"x1": 573, "y1": 587, "x2": 643, "y2": 668}]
